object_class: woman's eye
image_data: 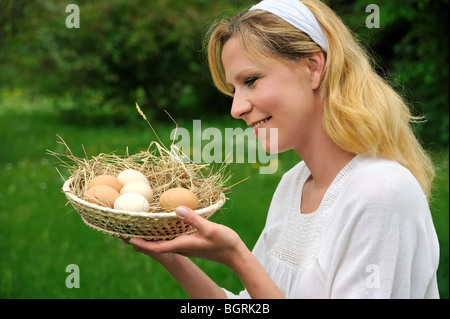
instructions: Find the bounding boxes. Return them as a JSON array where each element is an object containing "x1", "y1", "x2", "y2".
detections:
[{"x1": 244, "y1": 77, "x2": 258, "y2": 87}]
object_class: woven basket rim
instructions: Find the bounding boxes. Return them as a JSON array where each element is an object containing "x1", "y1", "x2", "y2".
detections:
[{"x1": 62, "y1": 177, "x2": 226, "y2": 218}]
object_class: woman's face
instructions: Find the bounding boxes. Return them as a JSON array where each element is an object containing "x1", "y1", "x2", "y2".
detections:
[{"x1": 221, "y1": 37, "x2": 323, "y2": 155}]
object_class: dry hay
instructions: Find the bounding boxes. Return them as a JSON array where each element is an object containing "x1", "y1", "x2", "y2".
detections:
[{"x1": 48, "y1": 136, "x2": 231, "y2": 213}]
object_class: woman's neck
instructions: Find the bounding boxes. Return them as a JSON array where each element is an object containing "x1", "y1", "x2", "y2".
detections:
[{"x1": 296, "y1": 128, "x2": 355, "y2": 191}]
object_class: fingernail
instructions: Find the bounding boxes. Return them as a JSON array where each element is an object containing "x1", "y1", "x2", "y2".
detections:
[{"x1": 176, "y1": 206, "x2": 188, "y2": 218}]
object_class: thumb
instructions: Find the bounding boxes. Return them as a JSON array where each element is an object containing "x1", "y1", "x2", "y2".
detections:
[{"x1": 176, "y1": 206, "x2": 210, "y2": 233}]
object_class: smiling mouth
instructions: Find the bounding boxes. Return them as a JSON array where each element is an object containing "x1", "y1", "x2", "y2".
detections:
[{"x1": 253, "y1": 117, "x2": 272, "y2": 130}]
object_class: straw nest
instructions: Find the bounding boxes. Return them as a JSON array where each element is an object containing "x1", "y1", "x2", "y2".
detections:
[{"x1": 53, "y1": 137, "x2": 229, "y2": 211}]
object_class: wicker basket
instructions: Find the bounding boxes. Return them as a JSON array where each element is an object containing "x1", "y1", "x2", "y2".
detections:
[{"x1": 63, "y1": 177, "x2": 226, "y2": 240}]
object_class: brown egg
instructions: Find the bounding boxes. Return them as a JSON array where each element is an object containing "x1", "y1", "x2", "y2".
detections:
[
  {"x1": 84, "y1": 185, "x2": 120, "y2": 208},
  {"x1": 87, "y1": 175, "x2": 122, "y2": 192},
  {"x1": 159, "y1": 187, "x2": 199, "y2": 211}
]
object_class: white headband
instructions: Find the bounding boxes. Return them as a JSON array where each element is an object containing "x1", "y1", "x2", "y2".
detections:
[{"x1": 249, "y1": 0, "x2": 328, "y2": 52}]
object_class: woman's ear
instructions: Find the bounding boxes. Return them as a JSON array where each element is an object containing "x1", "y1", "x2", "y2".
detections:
[{"x1": 307, "y1": 52, "x2": 325, "y2": 90}]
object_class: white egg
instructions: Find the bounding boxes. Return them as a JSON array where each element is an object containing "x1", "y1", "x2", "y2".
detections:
[
  {"x1": 117, "y1": 169, "x2": 149, "y2": 186},
  {"x1": 120, "y1": 181, "x2": 153, "y2": 202},
  {"x1": 114, "y1": 193, "x2": 150, "y2": 212}
]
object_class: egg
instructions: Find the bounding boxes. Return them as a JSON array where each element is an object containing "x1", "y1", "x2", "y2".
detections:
[
  {"x1": 117, "y1": 169, "x2": 149, "y2": 186},
  {"x1": 87, "y1": 174, "x2": 123, "y2": 192},
  {"x1": 120, "y1": 181, "x2": 153, "y2": 202},
  {"x1": 84, "y1": 185, "x2": 120, "y2": 208},
  {"x1": 159, "y1": 187, "x2": 199, "y2": 211},
  {"x1": 114, "y1": 193, "x2": 150, "y2": 212}
]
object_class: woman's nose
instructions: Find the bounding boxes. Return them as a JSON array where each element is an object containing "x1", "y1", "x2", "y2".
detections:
[{"x1": 230, "y1": 91, "x2": 252, "y2": 119}]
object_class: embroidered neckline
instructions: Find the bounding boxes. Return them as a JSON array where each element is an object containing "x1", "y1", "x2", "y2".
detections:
[
  {"x1": 270, "y1": 155, "x2": 361, "y2": 270},
  {"x1": 299, "y1": 155, "x2": 361, "y2": 215}
]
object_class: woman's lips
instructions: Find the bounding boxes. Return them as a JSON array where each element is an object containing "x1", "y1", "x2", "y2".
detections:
[{"x1": 253, "y1": 117, "x2": 271, "y2": 136}]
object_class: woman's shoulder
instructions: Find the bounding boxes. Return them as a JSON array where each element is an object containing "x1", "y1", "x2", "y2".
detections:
[
  {"x1": 323, "y1": 155, "x2": 435, "y2": 249},
  {"x1": 340, "y1": 155, "x2": 429, "y2": 216},
  {"x1": 350, "y1": 155, "x2": 424, "y2": 195}
]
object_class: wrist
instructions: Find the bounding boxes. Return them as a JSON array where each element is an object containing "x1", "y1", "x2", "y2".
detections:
[
  {"x1": 227, "y1": 241, "x2": 253, "y2": 275},
  {"x1": 227, "y1": 241, "x2": 285, "y2": 299}
]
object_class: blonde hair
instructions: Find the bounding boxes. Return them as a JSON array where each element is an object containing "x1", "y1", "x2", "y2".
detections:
[{"x1": 206, "y1": 0, "x2": 435, "y2": 199}]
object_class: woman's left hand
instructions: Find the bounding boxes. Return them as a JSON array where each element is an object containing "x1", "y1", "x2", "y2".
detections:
[{"x1": 129, "y1": 206, "x2": 245, "y2": 268}]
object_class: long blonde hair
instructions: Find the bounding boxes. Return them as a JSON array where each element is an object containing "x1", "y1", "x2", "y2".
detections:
[{"x1": 206, "y1": 0, "x2": 435, "y2": 199}]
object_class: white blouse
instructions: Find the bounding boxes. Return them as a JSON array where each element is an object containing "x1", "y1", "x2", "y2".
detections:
[{"x1": 223, "y1": 155, "x2": 440, "y2": 298}]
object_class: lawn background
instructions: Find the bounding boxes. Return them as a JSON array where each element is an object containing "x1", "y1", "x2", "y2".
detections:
[
  {"x1": 0, "y1": 0, "x2": 448, "y2": 299},
  {"x1": 0, "y1": 95, "x2": 448, "y2": 299}
]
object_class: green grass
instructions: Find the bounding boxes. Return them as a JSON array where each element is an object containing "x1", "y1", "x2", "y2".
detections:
[{"x1": 0, "y1": 95, "x2": 448, "y2": 299}]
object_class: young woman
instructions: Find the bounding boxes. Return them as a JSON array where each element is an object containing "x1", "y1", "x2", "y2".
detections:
[{"x1": 125, "y1": 0, "x2": 440, "y2": 298}]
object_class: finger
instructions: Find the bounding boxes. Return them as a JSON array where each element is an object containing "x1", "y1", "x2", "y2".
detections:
[
  {"x1": 129, "y1": 238, "x2": 146, "y2": 246},
  {"x1": 176, "y1": 206, "x2": 212, "y2": 234},
  {"x1": 120, "y1": 237, "x2": 131, "y2": 244},
  {"x1": 130, "y1": 234, "x2": 204, "y2": 256},
  {"x1": 130, "y1": 237, "x2": 179, "y2": 253},
  {"x1": 129, "y1": 238, "x2": 158, "y2": 250}
]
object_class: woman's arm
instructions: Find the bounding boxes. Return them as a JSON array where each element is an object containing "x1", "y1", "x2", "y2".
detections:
[
  {"x1": 125, "y1": 237, "x2": 225, "y2": 299},
  {"x1": 129, "y1": 206, "x2": 285, "y2": 299},
  {"x1": 158, "y1": 254, "x2": 227, "y2": 299},
  {"x1": 227, "y1": 239, "x2": 285, "y2": 299}
]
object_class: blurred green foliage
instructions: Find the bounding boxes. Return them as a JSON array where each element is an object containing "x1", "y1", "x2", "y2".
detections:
[
  {"x1": 0, "y1": 0, "x2": 448, "y2": 299},
  {"x1": 331, "y1": 0, "x2": 449, "y2": 149},
  {"x1": 0, "y1": 0, "x2": 252, "y2": 124},
  {"x1": 0, "y1": 0, "x2": 448, "y2": 143}
]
